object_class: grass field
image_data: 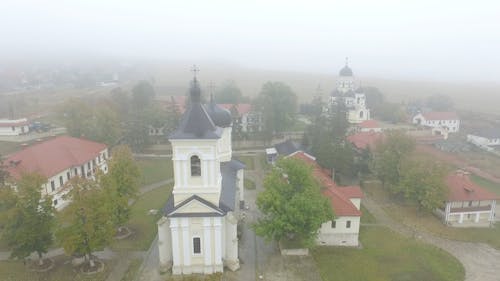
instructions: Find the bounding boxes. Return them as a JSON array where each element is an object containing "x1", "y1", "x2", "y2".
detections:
[
  {"x1": 120, "y1": 258, "x2": 142, "y2": 281},
  {"x1": 244, "y1": 178, "x2": 256, "y2": 190},
  {"x1": 136, "y1": 157, "x2": 173, "y2": 185},
  {"x1": 236, "y1": 156, "x2": 255, "y2": 170},
  {"x1": 365, "y1": 181, "x2": 500, "y2": 249},
  {"x1": 0, "y1": 255, "x2": 114, "y2": 281},
  {"x1": 470, "y1": 174, "x2": 500, "y2": 195},
  {"x1": 0, "y1": 141, "x2": 20, "y2": 156},
  {"x1": 112, "y1": 184, "x2": 172, "y2": 250},
  {"x1": 312, "y1": 226, "x2": 465, "y2": 281}
]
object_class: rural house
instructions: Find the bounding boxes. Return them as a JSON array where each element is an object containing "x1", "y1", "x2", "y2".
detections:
[
  {"x1": 290, "y1": 151, "x2": 363, "y2": 246},
  {"x1": 435, "y1": 171, "x2": 498, "y2": 227}
]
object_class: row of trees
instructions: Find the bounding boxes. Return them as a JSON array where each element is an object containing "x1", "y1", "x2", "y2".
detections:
[
  {"x1": 371, "y1": 131, "x2": 447, "y2": 212},
  {"x1": 59, "y1": 81, "x2": 180, "y2": 150},
  {"x1": 0, "y1": 146, "x2": 140, "y2": 267}
]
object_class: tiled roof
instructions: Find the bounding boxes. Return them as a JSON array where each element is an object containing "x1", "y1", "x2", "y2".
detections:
[
  {"x1": 218, "y1": 104, "x2": 252, "y2": 115},
  {"x1": 359, "y1": 119, "x2": 379, "y2": 129},
  {"x1": 421, "y1": 111, "x2": 459, "y2": 121},
  {"x1": 347, "y1": 132, "x2": 384, "y2": 150},
  {"x1": 446, "y1": 172, "x2": 499, "y2": 202},
  {"x1": 6, "y1": 136, "x2": 107, "y2": 179},
  {"x1": 291, "y1": 152, "x2": 362, "y2": 216}
]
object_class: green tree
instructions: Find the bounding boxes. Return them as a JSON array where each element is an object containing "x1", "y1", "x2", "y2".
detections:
[
  {"x1": 58, "y1": 98, "x2": 93, "y2": 138},
  {"x1": 100, "y1": 145, "x2": 141, "y2": 231},
  {"x1": 132, "y1": 81, "x2": 155, "y2": 109},
  {"x1": 215, "y1": 80, "x2": 243, "y2": 104},
  {"x1": 1, "y1": 173, "x2": 55, "y2": 265},
  {"x1": 56, "y1": 177, "x2": 114, "y2": 268},
  {"x1": 371, "y1": 130, "x2": 416, "y2": 190},
  {"x1": 254, "y1": 82, "x2": 297, "y2": 138},
  {"x1": 254, "y1": 158, "x2": 333, "y2": 246},
  {"x1": 398, "y1": 158, "x2": 448, "y2": 212}
]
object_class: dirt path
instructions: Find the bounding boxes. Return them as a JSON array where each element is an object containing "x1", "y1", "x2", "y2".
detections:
[{"x1": 362, "y1": 196, "x2": 500, "y2": 281}]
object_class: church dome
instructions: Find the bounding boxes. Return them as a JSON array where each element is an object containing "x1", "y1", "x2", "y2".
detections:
[
  {"x1": 206, "y1": 98, "x2": 232, "y2": 128},
  {"x1": 339, "y1": 65, "x2": 353, "y2": 77}
]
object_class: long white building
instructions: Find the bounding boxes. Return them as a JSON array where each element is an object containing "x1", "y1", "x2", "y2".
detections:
[
  {"x1": 5, "y1": 136, "x2": 109, "y2": 209},
  {"x1": 412, "y1": 111, "x2": 460, "y2": 133},
  {"x1": 0, "y1": 118, "x2": 30, "y2": 136}
]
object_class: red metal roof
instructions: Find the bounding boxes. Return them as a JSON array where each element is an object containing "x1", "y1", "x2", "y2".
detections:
[
  {"x1": 347, "y1": 132, "x2": 384, "y2": 150},
  {"x1": 421, "y1": 111, "x2": 459, "y2": 121},
  {"x1": 6, "y1": 136, "x2": 107, "y2": 179},
  {"x1": 218, "y1": 104, "x2": 252, "y2": 115},
  {"x1": 446, "y1": 172, "x2": 499, "y2": 202},
  {"x1": 359, "y1": 119, "x2": 379, "y2": 129},
  {"x1": 291, "y1": 152, "x2": 362, "y2": 216}
]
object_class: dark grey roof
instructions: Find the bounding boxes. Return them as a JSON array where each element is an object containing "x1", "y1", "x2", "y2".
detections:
[
  {"x1": 169, "y1": 78, "x2": 222, "y2": 139},
  {"x1": 473, "y1": 128, "x2": 500, "y2": 139},
  {"x1": 275, "y1": 139, "x2": 301, "y2": 156},
  {"x1": 163, "y1": 159, "x2": 245, "y2": 217},
  {"x1": 206, "y1": 99, "x2": 232, "y2": 128},
  {"x1": 339, "y1": 65, "x2": 353, "y2": 76},
  {"x1": 344, "y1": 90, "x2": 355, "y2": 98},
  {"x1": 355, "y1": 87, "x2": 364, "y2": 93}
]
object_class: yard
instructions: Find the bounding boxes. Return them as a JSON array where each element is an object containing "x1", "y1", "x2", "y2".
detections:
[
  {"x1": 136, "y1": 157, "x2": 173, "y2": 185},
  {"x1": 0, "y1": 255, "x2": 114, "y2": 281},
  {"x1": 470, "y1": 174, "x2": 500, "y2": 195},
  {"x1": 235, "y1": 155, "x2": 255, "y2": 170},
  {"x1": 312, "y1": 226, "x2": 464, "y2": 281},
  {"x1": 364, "y1": 180, "x2": 500, "y2": 249},
  {"x1": 112, "y1": 184, "x2": 173, "y2": 250},
  {"x1": 0, "y1": 141, "x2": 20, "y2": 155}
]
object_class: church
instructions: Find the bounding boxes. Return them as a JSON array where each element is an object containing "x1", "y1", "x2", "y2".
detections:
[
  {"x1": 157, "y1": 73, "x2": 245, "y2": 274},
  {"x1": 330, "y1": 59, "x2": 371, "y2": 124}
]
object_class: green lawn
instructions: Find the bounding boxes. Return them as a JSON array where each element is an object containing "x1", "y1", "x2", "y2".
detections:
[
  {"x1": 244, "y1": 178, "x2": 256, "y2": 190},
  {"x1": 0, "y1": 255, "x2": 114, "y2": 281},
  {"x1": 136, "y1": 158, "x2": 173, "y2": 185},
  {"x1": 364, "y1": 180, "x2": 500, "y2": 249},
  {"x1": 360, "y1": 205, "x2": 377, "y2": 224},
  {"x1": 120, "y1": 258, "x2": 142, "y2": 281},
  {"x1": 312, "y1": 226, "x2": 464, "y2": 281},
  {"x1": 236, "y1": 156, "x2": 255, "y2": 170},
  {"x1": 470, "y1": 174, "x2": 500, "y2": 195},
  {"x1": 0, "y1": 141, "x2": 20, "y2": 155},
  {"x1": 112, "y1": 184, "x2": 173, "y2": 250}
]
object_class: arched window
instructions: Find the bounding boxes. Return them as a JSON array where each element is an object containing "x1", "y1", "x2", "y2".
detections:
[
  {"x1": 190, "y1": 155, "x2": 201, "y2": 176},
  {"x1": 359, "y1": 111, "x2": 364, "y2": 119}
]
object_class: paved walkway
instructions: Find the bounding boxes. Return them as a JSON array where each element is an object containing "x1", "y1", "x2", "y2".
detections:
[{"x1": 362, "y1": 196, "x2": 500, "y2": 281}]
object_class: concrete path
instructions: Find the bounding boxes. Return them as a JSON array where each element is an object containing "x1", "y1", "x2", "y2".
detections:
[{"x1": 362, "y1": 196, "x2": 500, "y2": 281}]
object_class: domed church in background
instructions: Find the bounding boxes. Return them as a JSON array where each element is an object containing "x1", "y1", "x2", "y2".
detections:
[
  {"x1": 330, "y1": 58, "x2": 371, "y2": 124},
  {"x1": 157, "y1": 68, "x2": 245, "y2": 275}
]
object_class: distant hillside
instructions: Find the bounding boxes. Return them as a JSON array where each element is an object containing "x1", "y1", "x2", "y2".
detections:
[{"x1": 148, "y1": 62, "x2": 500, "y2": 116}]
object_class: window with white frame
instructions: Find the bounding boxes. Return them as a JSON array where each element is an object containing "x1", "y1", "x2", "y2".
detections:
[{"x1": 193, "y1": 237, "x2": 201, "y2": 254}]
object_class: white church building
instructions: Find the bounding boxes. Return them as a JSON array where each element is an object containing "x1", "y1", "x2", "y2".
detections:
[
  {"x1": 157, "y1": 75, "x2": 245, "y2": 275},
  {"x1": 330, "y1": 59, "x2": 371, "y2": 124}
]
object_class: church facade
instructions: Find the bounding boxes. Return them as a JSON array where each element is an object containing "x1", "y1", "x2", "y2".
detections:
[
  {"x1": 157, "y1": 75, "x2": 244, "y2": 274},
  {"x1": 330, "y1": 60, "x2": 370, "y2": 124}
]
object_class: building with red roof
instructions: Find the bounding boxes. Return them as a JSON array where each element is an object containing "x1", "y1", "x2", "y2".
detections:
[
  {"x1": 436, "y1": 171, "x2": 498, "y2": 227},
  {"x1": 412, "y1": 111, "x2": 460, "y2": 133},
  {"x1": 0, "y1": 118, "x2": 30, "y2": 136},
  {"x1": 347, "y1": 131, "x2": 384, "y2": 150},
  {"x1": 5, "y1": 136, "x2": 109, "y2": 209},
  {"x1": 358, "y1": 119, "x2": 382, "y2": 133},
  {"x1": 289, "y1": 151, "x2": 363, "y2": 246},
  {"x1": 218, "y1": 103, "x2": 262, "y2": 133}
]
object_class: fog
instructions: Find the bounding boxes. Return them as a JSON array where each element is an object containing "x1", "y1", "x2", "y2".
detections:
[{"x1": 1, "y1": 0, "x2": 500, "y2": 82}]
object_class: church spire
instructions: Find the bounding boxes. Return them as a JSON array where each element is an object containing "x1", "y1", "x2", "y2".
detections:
[
  {"x1": 189, "y1": 65, "x2": 201, "y2": 103},
  {"x1": 345, "y1": 57, "x2": 349, "y2": 67}
]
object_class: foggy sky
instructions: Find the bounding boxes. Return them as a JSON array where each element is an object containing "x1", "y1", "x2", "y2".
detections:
[{"x1": 1, "y1": 0, "x2": 499, "y2": 82}]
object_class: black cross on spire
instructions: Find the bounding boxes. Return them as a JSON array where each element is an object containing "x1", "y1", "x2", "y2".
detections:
[
  {"x1": 191, "y1": 64, "x2": 200, "y2": 78},
  {"x1": 345, "y1": 57, "x2": 349, "y2": 66}
]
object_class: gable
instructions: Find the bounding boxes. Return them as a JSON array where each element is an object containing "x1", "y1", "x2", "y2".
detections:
[{"x1": 167, "y1": 196, "x2": 224, "y2": 217}]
